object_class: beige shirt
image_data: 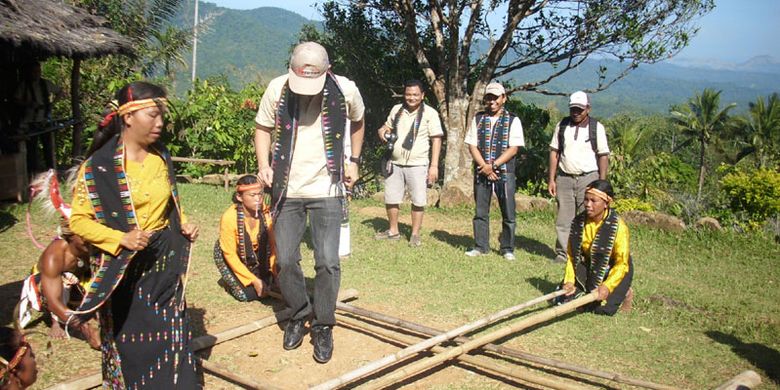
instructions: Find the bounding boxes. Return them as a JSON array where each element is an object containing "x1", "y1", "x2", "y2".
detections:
[
  {"x1": 384, "y1": 103, "x2": 443, "y2": 166},
  {"x1": 549, "y1": 120, "x2": 610, "y2": 175},
  {"x1": 256, "y1": 74, "x2": 364, "y2": 198}
]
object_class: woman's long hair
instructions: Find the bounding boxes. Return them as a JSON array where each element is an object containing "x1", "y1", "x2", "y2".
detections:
[{"x1": 85, "y1": 81, "x2": 167, "y2": 158}]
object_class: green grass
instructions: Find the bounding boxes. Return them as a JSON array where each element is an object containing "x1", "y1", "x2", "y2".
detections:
[{"x1": 2, "y1": 183, "x2": 778, "y2": 389}]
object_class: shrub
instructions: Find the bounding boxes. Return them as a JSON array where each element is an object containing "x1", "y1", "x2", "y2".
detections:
[
  {"x1": 719, "y1": 168, "x2": 780, "y2": 228},
  {"x1": 613, "y1": 197, "x2": 655, "y2": 213}
]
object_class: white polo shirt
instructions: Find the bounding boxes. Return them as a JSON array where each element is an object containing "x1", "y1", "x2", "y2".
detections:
[{"x1": 549, "y1": 119, "x2": 609, "y2": 175}]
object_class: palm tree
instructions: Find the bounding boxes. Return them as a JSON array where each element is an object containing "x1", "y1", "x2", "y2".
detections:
[
  {"x1": 734, "y1": 93, "x2": 780, "y2": 169},
  {"x1": 670, "y1": 89, "x2": 736, "y2": 201}
]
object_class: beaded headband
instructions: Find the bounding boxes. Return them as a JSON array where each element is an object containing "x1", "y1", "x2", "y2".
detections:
[
  {"x1": 586, "y1": 187, "x2": 613, "y2": 203},
  {"x1": 99, "y1": 98, "x2": 168, "y2": 127},
  {"x1": 236, "y1": 183, "x2": 262, "y2": 192},
  {"x1": 0, "y1": 340, "x2": 29, "y2": 379}
]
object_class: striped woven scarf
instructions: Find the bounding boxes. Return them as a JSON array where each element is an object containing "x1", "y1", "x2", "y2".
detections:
[
  {"x1": 569, "y1": 208, "x2": 621, "y2": 292},
  {"x1": 270, "y1": 72, "x2": 347, "y2": 217},
  {"x1": 477, "y1": 109, "x2": 511, "y2": 182}
]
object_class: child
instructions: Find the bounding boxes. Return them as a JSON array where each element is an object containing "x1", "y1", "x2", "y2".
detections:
[
  {"x1": 214, "y1": 175, "x2": 277, "y2": 301},
  {"x1": 0, "y1": 327, "x2": 37, "y2": 390}
]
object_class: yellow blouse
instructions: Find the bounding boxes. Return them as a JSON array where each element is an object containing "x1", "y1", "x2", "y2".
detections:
[
  {"x1": 218, "y1": 204, "x2": 276, "y2": 286},
  {"x1": 563, "y1": 212, "x2": 630, "y2": 293},
  {"x1": 70, "y1": 152, "x2": 184, "y2": 256}
]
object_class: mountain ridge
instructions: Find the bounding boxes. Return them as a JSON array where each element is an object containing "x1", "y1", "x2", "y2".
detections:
[{"x1": 175, "y1": 4, "x2": 779, "y2": 116}]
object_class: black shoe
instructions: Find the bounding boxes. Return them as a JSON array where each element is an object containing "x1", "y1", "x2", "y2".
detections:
[
  {"x1": 311, "y1": 325, "x2": 333, "y2": 363},
  {"x1": 283, "y1": 320, "x2": 306, "y2": 350}
]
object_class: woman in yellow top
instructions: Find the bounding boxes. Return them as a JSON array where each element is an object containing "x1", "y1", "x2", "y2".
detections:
[
  {"x1": 214, "y1": 175, "x2": 277, "y2": 301},
  {"x1": 559, "y1": 179, "x2": 634, "y2": 316},
  {"x1": 68, "y1": 82, "x2": 200, "y2": 388}
]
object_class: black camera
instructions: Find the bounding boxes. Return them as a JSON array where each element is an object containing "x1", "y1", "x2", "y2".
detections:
[{"x1": 384, "y1": 132, "x2": 398, "y2": 151}]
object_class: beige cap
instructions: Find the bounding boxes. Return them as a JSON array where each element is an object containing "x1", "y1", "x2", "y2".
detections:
[
  {"x1": 569, "y1": 91, "x2": 589, "y2": 108},
  {"x1": 288, "y1": 42, "x2": 330, "y2": 95},
  {"x1": 484, "y1": 82, "x2": 505, "y2": 96}
]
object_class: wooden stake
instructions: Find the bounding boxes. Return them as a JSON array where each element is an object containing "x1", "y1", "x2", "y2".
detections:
[
  {"x1": 336, "y1": 314, "x2": 586, "y2": 390},
  {"x1": 712, "y1": 370, "x2": 761, "y2": 390},
  {"x1": 363, "y1": 291, "x2": 599, "y2": 390},
  {"x1": 46, "y1": 289, "x2": 359, "y2": 390},
  {"x1": 198, "y1": 357, "x2": 283, "y2": 390},
  {"x1": 313, "y1": 290, "x2": 566, "y2": 390},
  {"x1": 336, "y1": 301, "x2": 677, "y2": 390}
]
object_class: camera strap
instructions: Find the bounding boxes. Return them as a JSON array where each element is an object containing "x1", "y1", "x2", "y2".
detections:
[{"x1": 391, "y1": 104, "x2": 424, "y2": 151}]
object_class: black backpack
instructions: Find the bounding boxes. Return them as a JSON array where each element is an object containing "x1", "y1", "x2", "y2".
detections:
[{"x1": 557, "y1": 116, "x2": 599, "y2": 156}]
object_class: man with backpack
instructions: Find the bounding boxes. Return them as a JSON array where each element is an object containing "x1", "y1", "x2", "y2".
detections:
[{"x1": 548, "y1": 91, "x2": 610, "y2": 264}]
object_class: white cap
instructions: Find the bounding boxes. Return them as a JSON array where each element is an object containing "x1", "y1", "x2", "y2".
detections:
[
  {"x1": 484, "y1": 82, "x2": 505, "y2": 96},
  {"x1": 288, "y1": 42, "x2": 330, "y2": 95},
  {"x1": 569, "y1": 91, "x2": 589, "y2": 108}
]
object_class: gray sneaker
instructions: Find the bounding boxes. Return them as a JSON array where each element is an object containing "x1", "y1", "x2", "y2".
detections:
[
  {"x1": 374, "y1": 230, "x2": 401, "y2": 240},
  {"x1": 464, "y1": 249, "x2": 485, "y2": 257},
  {"x1": 503, "y1": 252, "x2": 516, "y2": 261},
  {"x1": 409, "y1": 235, "x2": 422, "y2": 247}
]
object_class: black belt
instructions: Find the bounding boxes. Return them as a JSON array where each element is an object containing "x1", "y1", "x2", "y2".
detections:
[{"x1": 558, "y1": 170, "x2": 596, "y2": 178}]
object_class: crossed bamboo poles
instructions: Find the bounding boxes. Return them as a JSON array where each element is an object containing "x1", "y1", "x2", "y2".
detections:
[{"x1": 47, "y1": 288, "x2": 760, "y2": 390}]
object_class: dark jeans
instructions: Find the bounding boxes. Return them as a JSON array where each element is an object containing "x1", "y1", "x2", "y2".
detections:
[
  {"x1": 274, "y1": 197, "x2": 341, "y2": 326},
  {"x1": 472, "y1": 175, "x2": 516, "y2": 254}
]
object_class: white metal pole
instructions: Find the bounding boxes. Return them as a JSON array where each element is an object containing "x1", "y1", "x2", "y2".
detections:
[{"x1": 191, "y1": 0, "x2": 199, "y2": 84}]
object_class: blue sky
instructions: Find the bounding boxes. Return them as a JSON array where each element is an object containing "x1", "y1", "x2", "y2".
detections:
[{"x1": 205, "y1": 0, "x2": 779, "y2": 62}]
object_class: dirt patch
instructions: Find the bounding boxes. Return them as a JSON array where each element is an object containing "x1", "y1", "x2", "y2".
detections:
[{"x1": 199, "y1": 313, "x2": 512, "y2": 389}]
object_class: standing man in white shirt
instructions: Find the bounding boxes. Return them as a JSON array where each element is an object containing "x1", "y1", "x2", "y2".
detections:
[
  {"x1": 548, "y1": 91, "x2": 610, "y2": 264},
  {"x1": 464, "y1": 82, "x2": 524, "y2": 261}
]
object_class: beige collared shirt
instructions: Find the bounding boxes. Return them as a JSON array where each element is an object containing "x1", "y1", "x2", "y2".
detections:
[{"x1": 384, "y1": 103, "x2": 444, "y2": 166}]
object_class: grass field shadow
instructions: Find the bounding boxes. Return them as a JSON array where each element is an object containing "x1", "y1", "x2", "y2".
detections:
[
  {"x1": 706, "y1": 330, "x2": 780, "y2": 384},
  {"x1": 0, "y1": 279, "x2": 23, "y2": 326},
  {"x1": 526, "y1": 277, "x2": 560, "y2": 295},
  {"x1": 516, "y1": 234, "x2": 556, "y2": 259},
  {"x1": 360, "y1": 217, "x2": 412, "y2": 238},
  {"x1": 430, "y1": 229, "x2": 472, "y2": 249},
  {"x1": 0, "y1": 206, "x2": 17, "y2": 233}
]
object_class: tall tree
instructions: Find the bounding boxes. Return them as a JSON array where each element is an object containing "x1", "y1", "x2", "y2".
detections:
[
  {"x1": 733, "y1": 93, "x2": 780, "y2": 169},
  {"x1": 314, "y1": 0, "x2": 713, "y2": 196},
  {"x1": 670, "y1": 88, "x2": 735, "y2": 201}
]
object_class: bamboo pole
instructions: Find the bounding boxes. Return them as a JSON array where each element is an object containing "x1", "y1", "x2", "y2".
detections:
[
  {"x1": 363, "y1": 291, "x2": 599, "y2": 390},
  {"x1": 313, "y1": 290, "x2": 566, "y2": 390},
  {"x1": 46, "y1": 289, "x2": 359, "y2": 390},
  {"x1": 198, "y1": 357, "x2": 283, "y2": 390},
  {"x1": 336, "y1": 314, "x2": 586, "y2": 390},
  {"x1": 336, "y1": 301, "x2": 676, "y2": 390},
  {"x1": 712, "y1": 370, "x2": 761, "y2": 390}
]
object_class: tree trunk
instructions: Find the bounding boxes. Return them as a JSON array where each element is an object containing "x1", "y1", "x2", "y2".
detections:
[
  {"x1": 70, "y1": 59, "x2": 83, "y2": 161},
  {"x1": 697, "y1": 136, "x2": 705, "y2": 202},
  {"x1": 441, "y1": 96, "x2": 472, "y2": 189}
]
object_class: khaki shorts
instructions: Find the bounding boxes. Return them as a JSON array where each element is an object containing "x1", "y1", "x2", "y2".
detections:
[{"x1": 384, "y1": 164, "x2": 428, "y2": 207}]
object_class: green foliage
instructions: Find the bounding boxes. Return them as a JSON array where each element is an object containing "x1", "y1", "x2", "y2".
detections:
[
  {"x1": 613, "y1": 197, "x2": 655, "y2": 213},
  {"x1": 670, "y1": 88, "x2": 736, "y2": 201},
  {"x1": 165, "y1": 78, "x2": 263, "y2": 174},
  {"x1": 731, "y1": 93, "x2": 780, "y2": 169},
  {"x1": 505, "y1": 99, "x2": 551, "y2": 196},
  {"x1": 719, "y1": 167, "x2": 780, "y2": 228}
]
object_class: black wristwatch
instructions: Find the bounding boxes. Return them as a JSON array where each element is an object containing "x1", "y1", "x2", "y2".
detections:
[
  {"x1": 349, "y1": 156, "x2": 362, "y2": 164},
  {"x1": 492, "y1": 163, "x2": 499, "y2": 172}
]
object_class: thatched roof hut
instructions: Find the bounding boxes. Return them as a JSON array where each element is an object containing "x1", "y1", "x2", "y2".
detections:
[{"x1": 0, "y1": 0, "x2": 134, "y2": 62}]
